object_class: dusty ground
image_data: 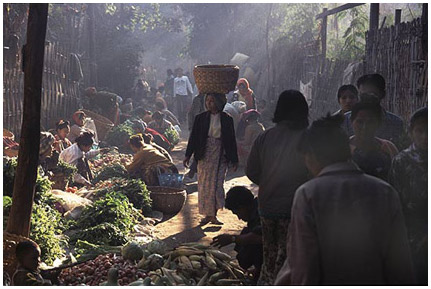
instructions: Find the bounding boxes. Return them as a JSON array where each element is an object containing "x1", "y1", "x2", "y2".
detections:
[{"x1": 153, "y1": 130, "x2": 258, "y2": 254}]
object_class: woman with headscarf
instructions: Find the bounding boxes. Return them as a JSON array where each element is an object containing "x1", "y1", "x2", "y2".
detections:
[
  {"x1": 246, "y1": 90, "x2": 310, "y2": 285},
  {"x1": 53, "y1": 120, "x2": 72, "y2": 153},
  {"x1": 38, "y1": 132, "x2": 57, "y2": 176},
  {"x1": 233, "y1": 78, "x2": 256, "y2": 110},
  {"x1": 237, "y1": 110, "x2": 265, "y2": 166},
  {"x1": 126, "y1": 134, "x2": 177, "y2": 186},
  {"x1": 68, "y1": 111, "x2": 88, "y2": 143},
  {"x1": 184, "y1": 93, "x2": 238, "y2": 225},
  {"x1": 60, "y1": 131, "x2": 109, "y2": 188}
]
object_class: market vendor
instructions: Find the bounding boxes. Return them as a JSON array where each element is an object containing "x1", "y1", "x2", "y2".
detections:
[
  {"x1": 132, "y1": 119, "x2": 171, "y2": 151},
  {"x1": 59, "y1": 131, "x2": 110, "y2": 188},
  {"x1": 68, "y1": 110, "x2": 89, "y2": 143},
  {"x1": 148, "y1": 111, "x2": 175, "y2": 135},
  {"x1": 12, "y1": 241, "x2": 61, "y2": 286},
  {"x1": 126, "y1": 134, "x2": 177, "y2": 186},
  {"x1": 211, "y1": 186, "x2": 263, "y2": 281},
  {"x1": 53, "y1": 119, "x2": 72, "y2": 153},
  {"x1": 39, "y1": 132, "x2": 58, "y2": 176}
]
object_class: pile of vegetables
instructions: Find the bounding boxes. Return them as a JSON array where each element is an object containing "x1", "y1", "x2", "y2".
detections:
[
  {"x1": 92, "y1": 163, "x2": 128, "y2": 184},
  {"x1": 94, "y1": 177, "x2": 152, "y2": 215},
  {"x1": 136, "y1": 242, "x2": 248, "y2": 286},
  {"x1": 59, "y1": 253, "x2": 147, "y2": 286},
  {"x1": 105, "y1": 120, "x2": 135, "y2": 148},
  {"x1": 69, "y1": 223, "x2": 130, "y2": 246},
  {"x1": 74, "y1": 191, "x2": 144, "y2": 238},
  {"x1": 50, "y1": 160, "x2": 78, "y2": 182},
  {"x1": 164, "y1": 127, "x2": 180, "y2": 146},
  {"x1": 3, "y1": 157, "x2": 67, "y2": 265},
  {"x1": 89, "y1": 153, "x2": 133, "y2": 173}
]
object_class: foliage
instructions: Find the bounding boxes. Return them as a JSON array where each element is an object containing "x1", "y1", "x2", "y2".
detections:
[
  {"x1": 92, "y1": 164, "x2": 128, "y2": 184},
  {"x1": 164, "y1": 127, "x2": 180, "y2": 146},
  {"x1": 69, "y1": 222, "x2": 130, "y2": 246},
  {"x1": 105, "y1": 121, "x2": 135, "y2": 149},
  {"x1": 51, "y1": 160, "x2": 78, "y2": 182},
  {"x1": 94, "y1": 177, "x2": 152, "y2": 215},
  {"x1": 3, "y1": 196, "x2": 13, "y2": 228},
  {"x1": 74, "y1": 240, "x2": 121, "y2": 261},
  {"x1": 77, "y1": 191, "x2": 144, "y2": 232},
  {"x1": 30, "y1": 203, "x2": 67, "y2": 265}
]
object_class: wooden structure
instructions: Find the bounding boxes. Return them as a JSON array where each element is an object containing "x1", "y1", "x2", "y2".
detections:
[
  {"x1": 3, "y1": 42, "x2": 81, "y2": 137},
  {"x1": 365, "y1": 17, "x2": 428, "y2": 122}
]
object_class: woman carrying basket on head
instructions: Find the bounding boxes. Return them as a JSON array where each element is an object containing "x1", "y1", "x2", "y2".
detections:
[{"x1": 184, "y1": 93, "x2": 238, "y2": 225}]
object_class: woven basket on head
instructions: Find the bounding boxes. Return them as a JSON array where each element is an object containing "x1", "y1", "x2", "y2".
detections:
[
  {"x1": 3, "y1": 232, "x2": 35, "y2": 278},
  {"x1": 193, "y1": 65, "x2": 239, "y2": 94},
  {"x1": 81, "y1": 109, "x2": 114, "y2": 141},
  {"x1": 148, "y1": 186, "x2": 187, "y2": 215}
]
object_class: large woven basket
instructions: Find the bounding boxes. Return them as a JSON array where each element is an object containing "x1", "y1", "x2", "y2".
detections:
[
  {"x1": 148, "y1": 186, "x2": 187, "y2": 215},
  {"x1": 193, "y1": 65, "x2": 239, "y2": 94},
  {"x1": 3, "y1": 232, "x2": 35, "y2": 278},
  {"x1": 81, "y1": 109, "x2": 114, "y2": 141}
]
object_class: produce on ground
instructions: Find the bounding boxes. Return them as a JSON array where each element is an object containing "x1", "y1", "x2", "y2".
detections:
[
  {"x1": 58, "y1": 253, "x2": 148, "y2": 286},
  {"x1": 92, "y1": 163, "x2": 128, "y2": 184},
  {"x1": 73, "y1": 240, "x2": 122, "y2": 261},
  {"x1": 69, "y1": 222, "x2": 129, "y2": 246},
  {"x1": 89, "y1": 153, "x2": 133, "y2": 174},
  {"x1": 76, "y1": 191, "x2": 144, "y2": 233},
  {"x1": 94, "y1": 177, "x2": 152, "y2": 215},
  {"x1": 164, "y1": 127, "x2": 180, "y2": 147},
  {"x1": 50, "y1": 160, "x2": 78, "y2": 182},
  {"x1": 105, "y1": 120, "x2": 135, "y2": 149}
]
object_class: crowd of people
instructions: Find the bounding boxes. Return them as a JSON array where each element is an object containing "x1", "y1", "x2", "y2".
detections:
[{"x1": 4, "y1": 68, "x2": 427, "y2": 286}]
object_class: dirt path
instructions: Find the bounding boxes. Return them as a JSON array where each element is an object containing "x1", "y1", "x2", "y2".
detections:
[{"x1": 153, "y1": 130, "x2": 258, "y2": 253}]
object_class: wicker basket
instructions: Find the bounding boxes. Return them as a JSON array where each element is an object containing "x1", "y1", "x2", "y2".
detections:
[
  {"x1": 148, "y1": 186, "x2": 187, "y2": 215},
  {"x1": 81, "y1": 109, "x2": 114, "y2": 141},
  {"x1": 3, "y1": 232, "x2": 35, "y2": 278},
  {"x1": 193, "y1": 65, "x2": 239, "y2": 94}
]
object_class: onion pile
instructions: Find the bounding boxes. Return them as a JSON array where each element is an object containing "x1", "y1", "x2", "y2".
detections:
[{"x1": 59, "y1": 253, "x2": 147, "y2": 286}]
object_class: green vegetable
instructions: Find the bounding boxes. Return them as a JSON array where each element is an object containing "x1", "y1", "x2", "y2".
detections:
[
  {"x1": 69, "y1": 222, "x2": 129, "y2": 246},
  {"x1": 122, "y1": 242, "x2": 144, "y2": 261},
  {"x1": 163, "y1": 127, "x2": 179, "y2": 146},
  {"x1": 74, "y1": 240, "x2": 121, "y2": 260},
  {"x1": 51, "y1": 160, "x2": 78, "y2": 182},
  {"x1": 92, "y1": 164, "x2": 128, "y2": 184},
  {"x1": 77, "y1": 191, "x2": 143, "y2": 232},
  {"x1": 94, "y1": 177, "x2": 152, "y2": 215},
  {"x1": 3, "y1": 196, "x2": 12, "y2": 227},
  {"x1": 105, "y1": 120, "x2": 135, "y2": 148}
]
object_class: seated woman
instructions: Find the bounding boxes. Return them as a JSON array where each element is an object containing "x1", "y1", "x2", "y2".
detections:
[
  {"x1": 68, "y1": 111, "x2": 87, "y2": 143},
  {"x1": 126, "y1": 134, "x2": 177, "y2": 186},
  {"x1": 132, "y1": 120, "x2": 171, "y2": 151},
  {"x1": 237, "y1": 110, "x2": 265, "y2": 166},
  {"x1": 155, "y1": 101, "x2": 180, "y2": 127},
  {"x1": 38, "y1": 132, "x2": 57, "y2": 176},
  {"x1": 349, "y1": 99, "x2": 399, "y2": 181},
  {"x1": 59, "y1": 131, "x2": 109, "y2": 188},
  {"x1": 148, "y1": 111, "x2": 175, "y2": 135},
  {"x1": 53, "y1": 120, "x2": 72, "y2": 153}
]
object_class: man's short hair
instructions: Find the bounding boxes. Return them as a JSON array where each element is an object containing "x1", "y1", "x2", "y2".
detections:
[
  {"x1": 225, "y1": 186, "x2": 255, "y2": 211},
  {"x1": 16, "y1": 241, "x2": 39, "y2": 263},
  {"x1": 356, "y1": 73, "x2": 386, "y2": 98},
  {"x1": 337, "y1": 85, "x2": 358, "y2": 101},
  {"x1": 298, "y1": 114, "x2": 351, "y2": 167},
  {"x1": 410, "y1": 107, "x2": 428, "y2": 130}
]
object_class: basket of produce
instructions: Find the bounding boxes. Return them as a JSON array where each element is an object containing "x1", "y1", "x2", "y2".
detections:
[
  {"x1": 3, "y1": 231, "x2": 35, "y2": 278},
  {"x1": 193, "y1": 65, "x2": 240, "y2": 94},
  {"x1": 148, "y1": 186, "x2": 186, "y2": 215},
  {"x1": 81, "y1": 109, "x2": 114, "y2": 141}
]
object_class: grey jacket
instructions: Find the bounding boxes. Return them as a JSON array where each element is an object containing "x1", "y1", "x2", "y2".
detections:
[
  {"x1": 275, "y1": 162, "x2": 415, "y2": 285},
  {"x1": 246, "y1": 121, "x2": 309, "y2": 219}
]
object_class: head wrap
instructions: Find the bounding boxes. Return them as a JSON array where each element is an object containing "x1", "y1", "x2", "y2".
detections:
[
  {"x1": 205, "y1": 93, "x2": 227, "y2": 112},
  {"x1": 72, "y1": 111, "x2": 86, "y2": 125},
  {"x1": 39, "y1": 132, "x2": 55, "y2": 157},
  {"x1": 237, "y1": 78, "x2": 253, "y2": 97},
  {"x1": 132, "y1": 119, "x2": 147, "y2": 133}
]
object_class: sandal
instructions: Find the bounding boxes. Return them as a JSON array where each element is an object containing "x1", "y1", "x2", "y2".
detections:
[{"x1": 199, "y1": 216, "x2": 211, "y2": 225}]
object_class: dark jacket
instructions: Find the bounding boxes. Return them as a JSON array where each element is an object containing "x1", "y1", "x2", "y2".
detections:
[{"x1": 186, "y1": 111, "x2": 238, "y2": 163}]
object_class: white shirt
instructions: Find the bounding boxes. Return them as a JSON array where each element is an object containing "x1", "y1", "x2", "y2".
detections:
[
  {"x1": 173, "y1": 76, "x2": 193, "y2": 96},
  {"x1": 59, "y1": 143, "x2": 100, "y2": 184},
  {"x1": 208, "y1": 113, "x2": 221, "y2": 139}
]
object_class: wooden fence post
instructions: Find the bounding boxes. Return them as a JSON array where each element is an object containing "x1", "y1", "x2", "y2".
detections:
[
  {"x1": 369, "y1": 4, "x2": 380, "y2": 31},
  {"x1": 6, "y1": 4, "x2": 48, "y2": 237},
  {"x1": 395, "y1": 9, "x2": 402, "y2": 25},
  {"x1": 321, "y1": 7, "x2": 328, "y2": 73}
]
